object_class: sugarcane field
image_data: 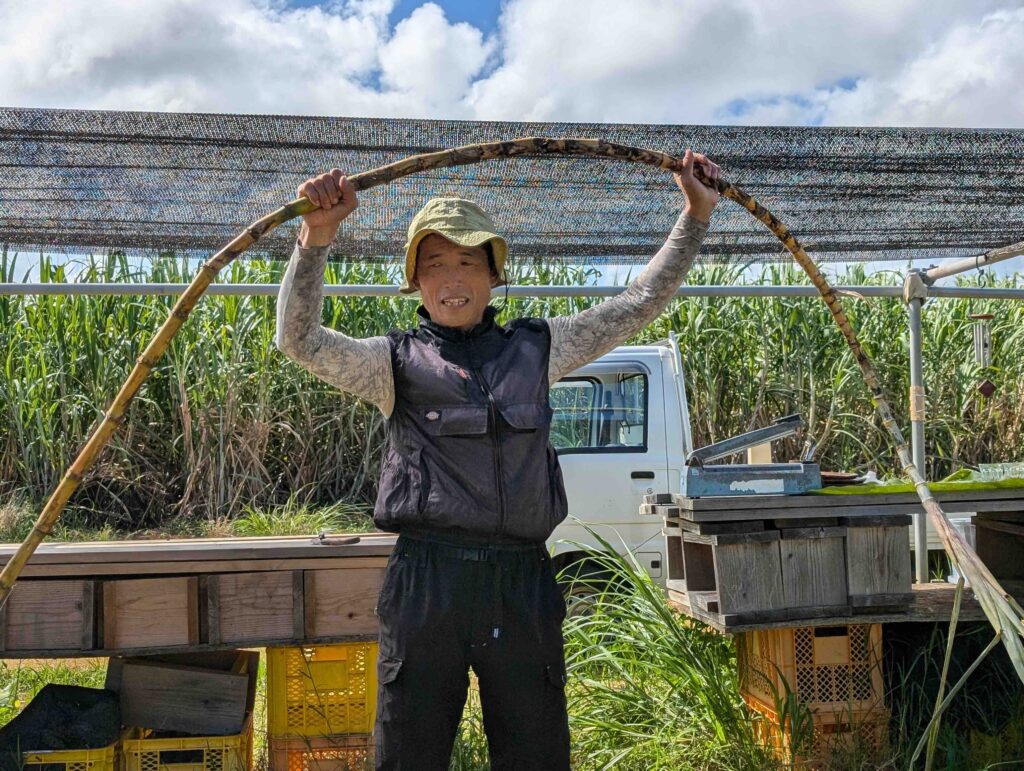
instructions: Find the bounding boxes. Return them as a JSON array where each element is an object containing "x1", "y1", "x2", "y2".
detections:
[{"x1": 3, "y1": 3, "x2": 1024, "y2": 771}]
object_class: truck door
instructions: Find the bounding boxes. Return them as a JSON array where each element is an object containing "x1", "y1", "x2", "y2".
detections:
[{"x1": 548, "y1": 359, "x2": 670, "y2": 582}]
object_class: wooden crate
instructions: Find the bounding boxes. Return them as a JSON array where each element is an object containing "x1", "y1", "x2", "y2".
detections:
[
  {"x1": 0, "y1": 579, "x2": 95, "y2": 652},
  {"x1": 205, "y1": 571, "x2": 300, "y2": 645},
  {"x1": 842, "y1": 515, "x2": 912, "y2": 608},
  {"x1": 973, "y1": 511, "x2": 1024, "y2": 582},
  {"x1": 106, "y1": 650, "x2": 258, "y2": 735},
  {"x1": 736, "y1": 624, "x2": 885, "y2": 715},
  {"x1": 303, "y1": 569, "x2": 382, "y2": 639},
  {"x1": 269, "y1": 734, "x2": 372, "y2": 771},
  {"x1": 680, "y1": 530, "x2": 786, "y2": 624},
  {"x1": 745, "y1": 693, "x2": 889, "y2": 768},
  {"x1": 102, "y1": 576, "x2": 199, "y2": 649},
  {"x1": 658, "y1": 499, "x2": 913, "y2": 626},
  {"x1": 779, "y1": 526, "x2": 848, "y2": 615}
]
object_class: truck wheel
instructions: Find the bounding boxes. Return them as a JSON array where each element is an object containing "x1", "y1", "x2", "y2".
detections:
[
  {"x1": 556, "y1": 559, "x2": 611, "y2": 619},
  {"x1": 564, "y1": 579, "x2": 602, "y2": 619}
]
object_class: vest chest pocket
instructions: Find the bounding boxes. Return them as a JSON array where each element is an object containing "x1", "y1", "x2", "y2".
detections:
[
  {"x1": 419, "y1": 404, "x2": 489, "y2": 436},
  {"x1": 498, "y1": 402, "x2": 553, "y2": 432}
]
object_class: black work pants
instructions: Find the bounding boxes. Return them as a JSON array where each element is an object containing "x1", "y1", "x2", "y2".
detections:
[{"x1": 374, "y1": 532, "x2": 570, "y2": 771}]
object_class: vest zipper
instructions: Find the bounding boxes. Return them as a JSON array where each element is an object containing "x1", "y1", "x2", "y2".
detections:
[{"x1": 471, "y1": 362, "x2": 507, "y2": 537}]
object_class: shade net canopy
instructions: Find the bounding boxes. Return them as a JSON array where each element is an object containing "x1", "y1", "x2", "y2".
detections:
[{"x1": 2, "y1": 106, "x2": 1022, "y2": 265}]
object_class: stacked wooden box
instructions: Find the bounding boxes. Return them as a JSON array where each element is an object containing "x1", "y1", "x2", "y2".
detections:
[
  {"x1": 645, "y1": 492, "x2": 913, "y2": 628},
  {"x1": 972, "y1": 509, "x2": 1024, "y2": 596},
  {"x1": 0, "y1": 535, "x2": 394, "y2": 657},
  {"x1": 266, "y1": 643, "x2": 378, "y2": 771}
]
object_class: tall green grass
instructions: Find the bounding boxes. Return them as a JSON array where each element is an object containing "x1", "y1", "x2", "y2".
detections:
[{"x1": 2, "y1": 247, "x2": 1022, "y2": 531}]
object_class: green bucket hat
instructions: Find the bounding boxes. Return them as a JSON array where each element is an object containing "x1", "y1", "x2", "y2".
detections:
[{"x1": 400, "y1": 197, "x2": 508, "y2": 294}]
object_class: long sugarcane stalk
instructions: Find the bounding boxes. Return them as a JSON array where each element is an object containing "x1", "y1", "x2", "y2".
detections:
[{"x1": 2, "y1": 138, "x2": 1022, "y2": 682}]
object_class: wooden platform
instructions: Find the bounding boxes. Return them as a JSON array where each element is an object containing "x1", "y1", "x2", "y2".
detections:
[
  {"x1": 657, "y1": 488, "x2": 1024, "y2": 522},
  {"x1": 0, "y1": 533, "x2": 396, "y2": 658},
  {"x1": 666, "y1": 581, "x2": 1023, "y2": 634}
]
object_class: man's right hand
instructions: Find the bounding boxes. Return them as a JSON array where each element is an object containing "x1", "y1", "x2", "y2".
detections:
[{"x1": 297, "y1": 169, "x2": 358, "y2": 247}]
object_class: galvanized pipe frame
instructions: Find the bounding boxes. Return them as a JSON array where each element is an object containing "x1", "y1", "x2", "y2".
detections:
[{"x1": 3, "y1": 283, "x2": 1024, "y2": 300}]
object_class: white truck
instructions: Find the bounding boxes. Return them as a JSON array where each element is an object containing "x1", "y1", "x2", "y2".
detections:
[
  {"x1": 547, "y1": 338, "x2": 691, "y2": 593},
  {"x1": 547, "y1": 338, "x2": 938, "y2": 600}
]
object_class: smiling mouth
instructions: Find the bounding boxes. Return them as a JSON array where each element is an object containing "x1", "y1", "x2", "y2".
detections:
[{"x1": 441, "y1": 297, "x2": 469, "y2": 307}]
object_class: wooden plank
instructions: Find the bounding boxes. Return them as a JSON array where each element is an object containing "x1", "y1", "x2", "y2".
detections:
[
  {"x1": 692, "y1": 591, "x2": 720, "y2": 613},
  {"x1": 850, "y1": 592, "x2": 914, "y2": 608},
  {"x1": 717, "y1": 608, "x2": 794, "y2": 627},
  {"x1": 780, "y1": 532, "x2": 848, "y2": 608},
  {"x1": 665, "y1": 579, "x2": 687, "y2": 594},
  {"x1": 13, "y1": 555, "x2": 389, "y2": 578},
  {"x1": 303, "y1": 568, "x2": 382, "y2": 638},
  {"x1": 974, "y1": 519, "x2": 1024, "y2": 538},
  {"x1": 840, "y1": 514, "x2": 913, "y2": 527},
  {"x1": 0, "y1": 535, "x2": 396, "y2": 565},
  {"x1": 205, "y1": 575, "x2": 221, "y2": 645},
  {"x1": 81, "y1": 581, "x2": 96, "y2": 650},
  {"x1": 683, "y1": 530, "x2": 779, "y2": 546},
  {"x1": 187, "y1": 577, "x2": 199, "y2": 645},
  {"x1": 1, "y1": 580, "x2": 94, "y2": 652},
  {"x1": 214, "y1": 572, "x2": 295, "y2": 645},
  {"x1": 975, "y1": 510, "x2": 1024, "y2": 521},
  {"x1": 677, "y1": 582, "x2": 993, "y2": 634},
  {"x1": 117, "y1": 659, "x2": 249, "y2": 735},
  {"x1": 0, "y1": 633, "x2": 375, "y2": 659},
  {"x1": 292, "y1": 570, "x2": 305, "y2": 640},
  {"x1": 644, "y1": 493, "x2": 675, "y2": 504},
  {"x1": 779, "y1": 526, "x2": 846, "y2": 540},
  {"x1": 673, "y1": 488, "x2": 1024, "y2": 513},
  {"x1": 846, "y1": 526, "x2": 912, "y2": 596},
  {"x1": 674, "y1": 519, "x2": 766, "y2": 535},
  {"x1": 102, "y1": 576, "x2": 199, "y2": 649},
  {"x1": 713, "y1": 539, "x2": 784, "y2": 615},
  {"x1": 772, "y1": 517, "x2": 839, "y2": 529}
]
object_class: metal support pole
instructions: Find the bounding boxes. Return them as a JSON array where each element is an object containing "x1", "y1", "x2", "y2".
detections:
[{"x1": 905, "y1": 271, "x2": 929, "y2": 583}]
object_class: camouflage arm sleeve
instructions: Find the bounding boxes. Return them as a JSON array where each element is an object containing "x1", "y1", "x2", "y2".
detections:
[
  {"x1": 547, "y1": 212, "x2": 708, "y2": 384},
  {"x1": 275, "y1": 242, "x2": 395, "y2": 417}
]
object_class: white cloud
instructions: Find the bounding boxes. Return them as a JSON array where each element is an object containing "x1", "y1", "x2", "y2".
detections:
[
  {"x1": 0, "y1": 0, "x2": 486, "y2": 116},
  {"x1": 0, "y1": 0, "x2": 1022, "y2": 127}
]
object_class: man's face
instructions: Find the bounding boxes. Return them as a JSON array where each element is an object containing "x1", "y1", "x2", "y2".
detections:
[{"x1": 414, "y1": 234, "x2": 498, "y2": 331}]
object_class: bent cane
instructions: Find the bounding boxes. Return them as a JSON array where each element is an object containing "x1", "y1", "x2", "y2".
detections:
[{"x1": 3, "y1": 138, "x2": 1021, "y2": 682}]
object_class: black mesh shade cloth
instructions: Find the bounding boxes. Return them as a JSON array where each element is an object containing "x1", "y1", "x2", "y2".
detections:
[{"x1": 2, "y1": 106, "x2": 1023, "y2": 264}]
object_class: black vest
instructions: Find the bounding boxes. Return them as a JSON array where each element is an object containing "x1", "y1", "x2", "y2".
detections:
[{"x1": 373, "y1": 306, "x2": 568, "y2": 543}]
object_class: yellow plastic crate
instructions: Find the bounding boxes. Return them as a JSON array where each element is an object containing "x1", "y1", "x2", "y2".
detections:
[
  {"x1": 736, "y1": 624, "x2": 885, "y2": 715},
  {"x1": 745, "y1": 693, "x2": 890, "y2": 766},
  {"x1": 267, "y1": 643, "x2": 378, "y2": 738},
  {"x1": 23, "y1": 743, "x2": 117, "y2": 771},
  {"x1": 121, "y1": 712, "x2": 253, "y2": 771},
  {"x1": 269, "y1": 734, "x2": 373, "y2": 771}
]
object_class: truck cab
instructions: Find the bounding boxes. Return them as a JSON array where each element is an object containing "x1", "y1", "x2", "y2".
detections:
[{"x1": 547, "y1": 341, "x2": 689, "y2": 587}]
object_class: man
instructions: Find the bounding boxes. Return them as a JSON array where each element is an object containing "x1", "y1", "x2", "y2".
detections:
[{"x1": 276, "y1": 149, "x2": 720, "y2": 770}]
